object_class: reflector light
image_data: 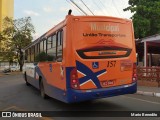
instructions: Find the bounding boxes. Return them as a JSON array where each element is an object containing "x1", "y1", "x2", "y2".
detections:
[
  {"x1": 70, "y1": 68, "x2": 80, "y2": 89},
  {"x1": 74, "y1": 84, "x2": 78, "y2": 88},
  {"x1": 133, "y1": 73, "x2": 137, "y2": 77},
  {"x1": 72, "y1": 74, "x2": 76, "y2": 78},
  {"x1": 72, "y1": 79, "x2": 77, "y2": 83},
  {"x1": 132, "y1": 78, "x2": 136, "y2": 81},
  {"x1": 132, "y1": 63, "x2": 137, "y2": 82}
]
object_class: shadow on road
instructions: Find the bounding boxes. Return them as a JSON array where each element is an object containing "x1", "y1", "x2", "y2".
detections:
[{"x1": 25, "y1": 83, "x2": 129, "y2": 111}]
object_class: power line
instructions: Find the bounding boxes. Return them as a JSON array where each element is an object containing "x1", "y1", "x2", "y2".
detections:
[
  {"x1": 65, "y1": 0, "x2": 83, "y2": 15},
  {"x1": 70, "y1": 0, "x2": 88, "y2": 16},
  {"x1": 99, "y1": 0, "x2": 106, "y2": 9},
  {"x1": 98, "y1": 0, "x2": 110, "y2": 15},
  {"x1": 80, "y1": 0, "x2": 95, "y2": 15},
  {"x1": 112, "y1": 0, "x2": 123, "y2": 17},
  {"x1": 109, "y1": 0, "x2": 119, "y2": 17},
  {"x1": 92, "y1": 0, "x2": 106, "y2": 15},
  {"x1": 97, "y1": 0, "x2": 117, "y2": 17}
]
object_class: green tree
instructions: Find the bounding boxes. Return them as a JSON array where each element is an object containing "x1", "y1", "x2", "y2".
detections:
[
  {"x1": 124, "y1": 0, "x2": 160, "y2": 38},
  {"x1": 0, "y1": 17, "x2": 35, "y2": 71},
  {"x1": 0, "y1": 18, "x2": 15, "y2": 66}
]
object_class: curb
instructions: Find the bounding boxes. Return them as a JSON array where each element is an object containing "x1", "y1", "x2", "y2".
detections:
[{"x1": 136, "y1": 91, "x2": 160, "y2": 97}]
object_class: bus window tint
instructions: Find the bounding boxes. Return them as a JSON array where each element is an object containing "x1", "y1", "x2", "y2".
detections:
[
  {"x1": 52, "y1": 35, "x2": 56, "y2": 48},
  {"x1": 40, "y1": 41, "x2": 44, "y2": 52},
  {"x1": 31, "y1": 46, "x2": 35, "y2": 62},
  {"x1": 44, "y1": 39, "x2": 47, "y2": 51},
  {"x1": 47, "y1": 34, "x2": 56, "y2": 61},
  {"x1": 57, "y1": 30, "x2": 63, "y2": 61},
  {"x1": 35, "y1": 44, "x2": 39, "y2": 57},
  {"x1": 28, "y1": 48, "x2": 31, "y2": 62},
  {"x1": 47, "y1": 36, "x2": 52, "y2": 49}
]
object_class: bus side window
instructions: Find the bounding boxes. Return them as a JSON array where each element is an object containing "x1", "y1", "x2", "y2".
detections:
[
  {"x1": 35, "y1": 43, "x2": 39, "y2": 57},
  {"x1": 47, "y1": 34, "x2": 56, "y2": 61},
  {"x1": 28, "y1": 48, "x2": 31, "y2": 62},
  {"x1": 57, "y1": 30, "x2": 63, "y2": 62},
  {"x1": 40, "y1": 40, "x2": 44, "y2": 52},
  {"x1": 44, "y1": 39, "x2": 47, "y2": 53},
  {"x1": 31, "y1": 46, "x2": 35, "y2": 62},
  {"x1": 47, "y1": 36, "x2": 52, "y2": 49}
]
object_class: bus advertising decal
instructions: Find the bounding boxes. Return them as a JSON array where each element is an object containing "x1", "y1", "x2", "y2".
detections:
[
  {"x1": 76, "y1": 61, "x2": 107, "y2": 88},
  {"x1": 49, "y1": 64, "x2": 52, "y2": 72},
  {"x1": 83, "y1": 33, "x2": 126, "y2": 37},
  {"x1": 35, "y1": 72, "x2": 39, "y2": 80},
  {"x1": 92, "y1": 62, "x2": 99, "y2": 69}
]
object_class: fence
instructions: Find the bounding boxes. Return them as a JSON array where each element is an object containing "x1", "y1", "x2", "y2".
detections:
[{"x1": 137, "y1": 67, "x2": 160, "y2": 87}]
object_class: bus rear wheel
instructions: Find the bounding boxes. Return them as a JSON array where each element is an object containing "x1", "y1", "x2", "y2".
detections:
[{"x1": 40, "y1": 80, "x2": 47, "y2": 99}]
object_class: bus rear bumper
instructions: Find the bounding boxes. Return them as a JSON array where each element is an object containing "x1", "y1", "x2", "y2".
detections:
[{"x1": 67, "y1": 82, "x2": 137, "y2": 103}]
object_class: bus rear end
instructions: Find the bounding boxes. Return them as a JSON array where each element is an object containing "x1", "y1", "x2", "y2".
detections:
[{"x1": 66, "y1": 16, "x2": 137, "y2": 103}]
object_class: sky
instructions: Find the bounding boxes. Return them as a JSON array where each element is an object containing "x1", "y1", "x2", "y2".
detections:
[{"x1": 14, "y1": 0, "x2": 132, "y2": 40}]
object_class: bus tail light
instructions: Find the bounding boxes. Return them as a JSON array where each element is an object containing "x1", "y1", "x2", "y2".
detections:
[
  {"x1": 120, "y1": 60, "x2": 132, "y2": 71},
  {"x1": 70, "y1": 68, "x2": 80, "y2": 89},
  {"x1": 132, "y1": 63, "x2": 137, "y2": 82}
]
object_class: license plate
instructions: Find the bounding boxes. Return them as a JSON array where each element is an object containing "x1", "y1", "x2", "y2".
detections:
[
  {"x1": 102, "y1": 80, "x2": 115, "y2": 86},
  {"x1": 107, "y1": 80, "x2": 114, "y2": 85}
]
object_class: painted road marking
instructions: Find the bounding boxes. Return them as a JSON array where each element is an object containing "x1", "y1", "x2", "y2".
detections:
[
  {"x1": 1, "y1": 105, "x2": 25, "y2": 111},
  {"x1": 124, "y1": 96, "x2": 160, "y2": 105}
]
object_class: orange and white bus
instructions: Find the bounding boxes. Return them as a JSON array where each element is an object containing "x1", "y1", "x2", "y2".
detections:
[{"x1": 23, "y1": 12, "x2": 137, "y2": 103}]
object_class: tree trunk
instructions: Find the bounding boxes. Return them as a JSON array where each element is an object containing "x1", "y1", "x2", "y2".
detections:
[
  {"x1": 18, "y1": 49, "x2": 24, "y2": 72},
  {"x1": 20, "y1": 65, "x2": 23, "y2": 72}
]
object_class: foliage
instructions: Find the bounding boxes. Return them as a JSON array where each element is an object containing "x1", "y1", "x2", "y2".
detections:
[
  {"x1": 35, "y1": 52, "x2": 54, "y2": 62},
  {"x1": 0, "y1": 18, "x2": 15, "y2": 64},
  {"x1": 124, "y1": 0, "x2": 160, "y2": 38},
  {"x1": 0, "y1": 17, "x2": 35, "y2": 71}
]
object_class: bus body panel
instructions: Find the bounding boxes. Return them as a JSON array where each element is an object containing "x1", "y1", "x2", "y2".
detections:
[
  {"x1": 24, "y1": 62, "x2": 68, "y2": 103},
  {"x1": 67, "y1": 17, "x2": 136, "y2": 90},
  {"x1": 38, "y1": 62, "x2": 66, "y2": 90},
  {"x1": 24, "y1": 63, "x2": 40, "y2": 89},
  {"x1": 65, "y1": 67, "x2": 136, "y2": 103}
]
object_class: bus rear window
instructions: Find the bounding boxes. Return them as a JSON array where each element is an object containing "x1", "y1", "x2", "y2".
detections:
[{"x1": 73, "y1": 21, "x2": 133, "y2": 59}]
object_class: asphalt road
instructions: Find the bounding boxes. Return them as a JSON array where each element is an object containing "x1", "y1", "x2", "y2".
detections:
[{"x1": 0, "y1": 74, "x2": 160, "y2": 120}]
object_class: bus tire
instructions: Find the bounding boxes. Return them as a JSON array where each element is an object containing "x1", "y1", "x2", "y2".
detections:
[
  {"x1": 24, "y1": 73, "x2": 30, "y2": 86},
  {"x1": 39, "y1": 80, "x2": 47, "y2": 99}
]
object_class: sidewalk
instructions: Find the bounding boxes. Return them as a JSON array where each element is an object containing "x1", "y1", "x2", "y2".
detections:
[
  {"x1": 136, "y1": 86, "x2": 160, "y2": 97},
  {"x1": 0, "y1": 71, "x2": 22, "y2": 77}
]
